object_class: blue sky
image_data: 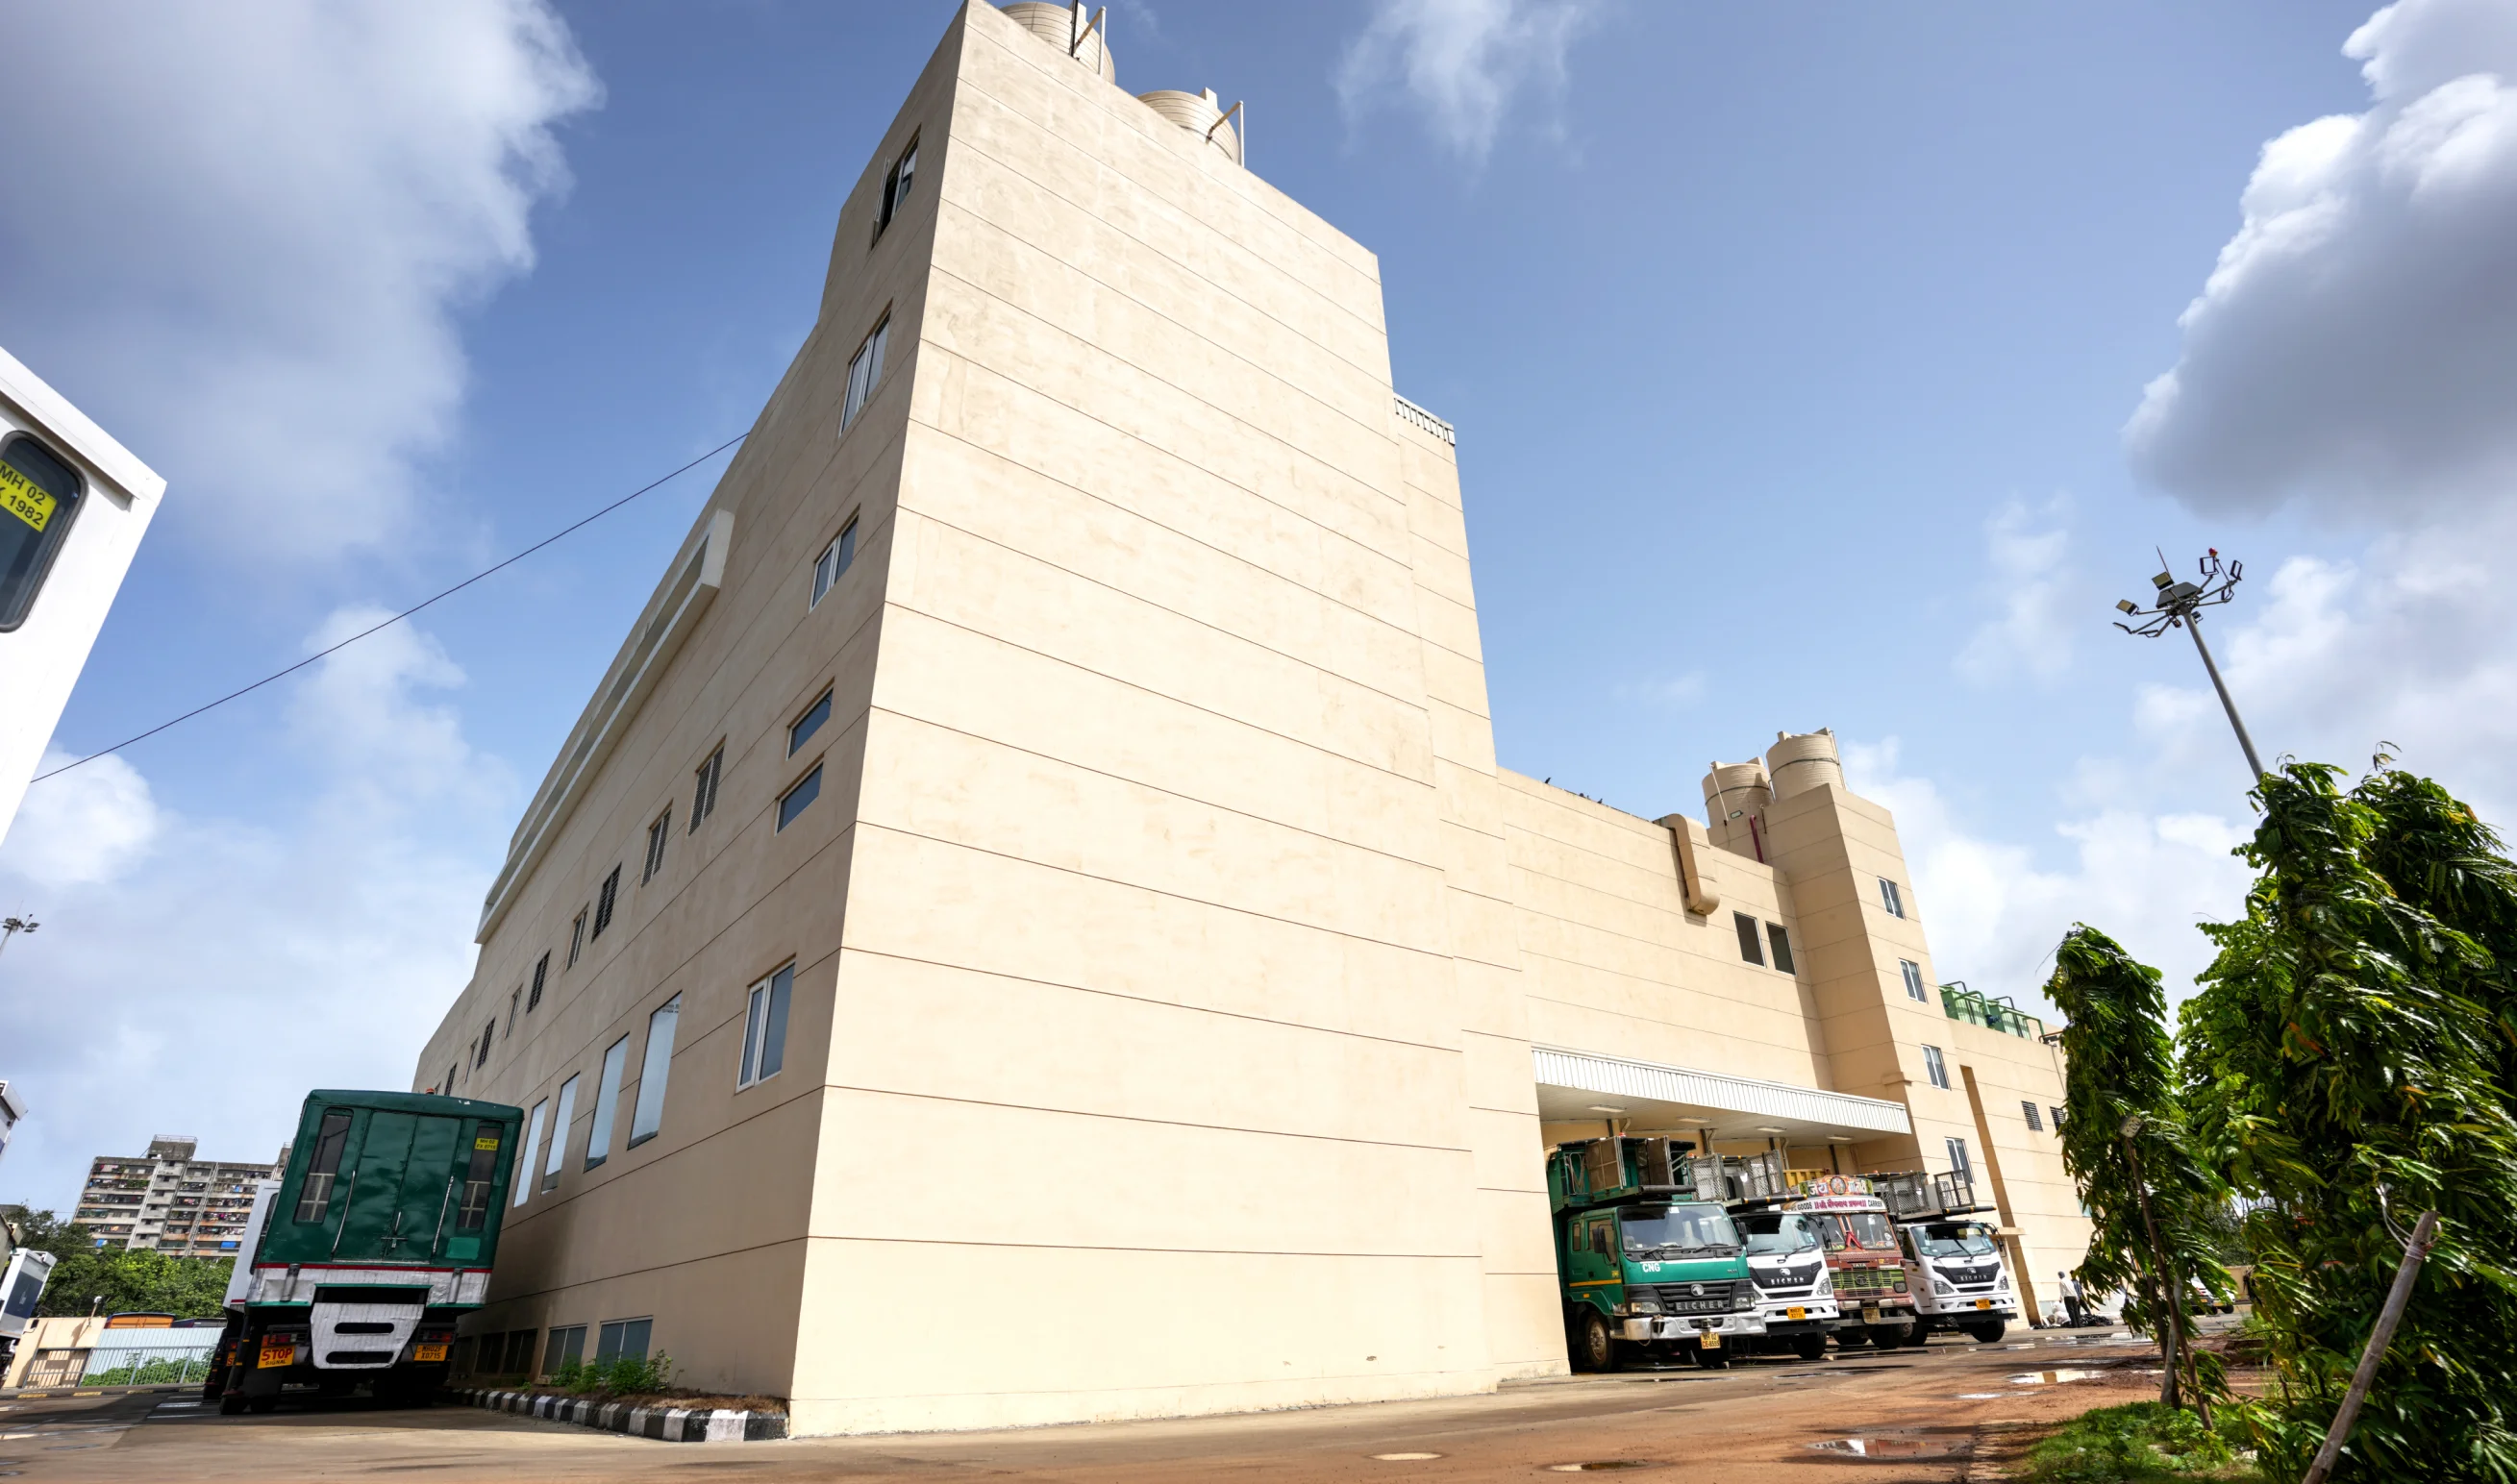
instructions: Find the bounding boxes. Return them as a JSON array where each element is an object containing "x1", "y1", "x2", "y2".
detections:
[{"x1": 6, "y1": 0, "x2": 2512, "y2": 1212}]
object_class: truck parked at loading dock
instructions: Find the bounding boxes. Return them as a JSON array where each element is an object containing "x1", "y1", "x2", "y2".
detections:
[
  {"x1": 1775, "y1": 1175, "x2": 1917, "y2": 1348},
  {"x1": 1551, "y1": 1137, "x2": 1765, "y2": 1371},
  {"x1": 1875, "y1": 1170, "x2": 2016, "y2": 1343}
]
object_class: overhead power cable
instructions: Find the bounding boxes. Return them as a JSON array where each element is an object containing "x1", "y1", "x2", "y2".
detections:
[{"x1": 32, "y1": 432, "x2": 749, "y2": 785}]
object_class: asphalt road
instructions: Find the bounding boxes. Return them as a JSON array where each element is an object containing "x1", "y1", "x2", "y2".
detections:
[{"x1": 3, "y1": 1325, "x2": 2184, "y2": 1482}]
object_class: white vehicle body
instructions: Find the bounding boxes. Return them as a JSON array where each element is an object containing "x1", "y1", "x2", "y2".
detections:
[
  {"x1": 1900, "y1": 1218, "x2": 2017, "y2": 1330},
  {"x1": 1, "y1": 1248, "x2": 55, "y2": 1342},
  {"x1": 1737, "y1": 1209, "x2": 1840, "y2": 1336}
]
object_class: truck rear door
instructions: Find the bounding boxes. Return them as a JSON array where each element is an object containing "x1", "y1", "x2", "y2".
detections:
[{"x1": 332, "y1": 1113, "x2": 464, "y2": 1262}]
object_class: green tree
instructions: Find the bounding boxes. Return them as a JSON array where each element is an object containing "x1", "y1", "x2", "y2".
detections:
[
  {"x1": 2045, "y1": 925, "x2": 2228, "y2": 1413},
  {"x1": 0, "y1": 1206, "x2": 234, "y2": 1319},
  {"x1": 2182, "y1": 762, "x2": 2517, "y2": 1482},
  {"x1": 2353, "y1": 765, "x2": 2517, "y2": 1099}
]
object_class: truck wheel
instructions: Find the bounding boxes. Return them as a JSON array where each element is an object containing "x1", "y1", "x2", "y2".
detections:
[
  {"x1": 1793, "y1": 1333, "x2": 1828, "y2": 1361},
  {"x1": 248, "y1": 1397, "x2": 278, "y2": 1415},
  {"x1": 1691, "y1": 1346, "x2": 1730, "y2": 1370},
  {"x1": 218, "y1": 1391, "x2": 247, "y2": 1416},
  {"x1": 1866, "y1": 1323, "x2": 1910, "y2": 1348},
  {"x1": 1965, "y1": 1320, "x2": 2006, "y2": 1344},
  {"x1": 1833, "y1": 1326, "x2": 1870, "y2": 1349},
  {"x1": 1901, "y1": 1323, "x2": 1932, "y2": 1348},
  {"x1": 1572, "y1": 1312, "x2": 1617, "y2": 1373}
]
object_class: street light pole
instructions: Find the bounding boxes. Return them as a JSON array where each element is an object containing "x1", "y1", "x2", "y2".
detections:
[
  {"x1": 2115, "y1": 550, "x2": 2264, "y2": 784},
  {"x1": 0, "y1": 916, "x2": 35, "y2": 962}
]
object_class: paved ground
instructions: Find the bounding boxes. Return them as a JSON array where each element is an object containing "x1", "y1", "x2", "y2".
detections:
[{"x1": 0, "y1": 1325, "x2": 2193, "y2": 1482}]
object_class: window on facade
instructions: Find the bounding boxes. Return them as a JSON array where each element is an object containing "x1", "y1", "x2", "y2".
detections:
[
  {"x1": 567, "y1": 910, "x2": 587, "y2": 968},
  {"x1": 877, "y1": 138, "x2": 917, "y2": 234},
  {"x1": 514, "y1": 1101, "x2": 548, "y2": 1207},
  {"x1": 1766, "y1": 923, "x2": 1795, "y2": 975},
  {"x1": 1880, "y1": 878, "x2": 1906, "y2": 918},
  {"x1": 585, "y1": 1034, "x2": 630, "y2": 1170},
  {"x1": 507, "y1": 988, "x2": 520, "y2": 1037},
  {"x1": 528, "y1": 952, "x2": 549, "y2": 1012},
  {"x1": 2050, "y1": 1105, "x2": 2065, "y2": 1130},
  {"x1": 1732, "y1": 912, "x2": 1764, "y2": 966},
  {"x1": 1923, "y1": 1044, "x2": 1950, "y2": 1090},
  {"x1": 1900, "y1": 959, "x2": 1929, "y2": 1002},
  {"x1": 628, "y1": 996, "x2": 681, "y2": 1148},
  {"x1": 444, "y1": 1064, "x2": 457, "y2": 1098},
  {"x1": 0, "y1": 433, "x2": 85, "y2": 633},
  {"x1": 841, "y1": 315, "x2": 889, "y2": 429},
  {"x1": 293, "y1": 1110, "x2": 353, "y2": 1223},
  {"x1": 1945, "y1": 1135, "x2": 1973, "y2": 1182},
  {"x1": 689, "y1": 747, "x2": 723, "y2": 833},
  {"x1": 475, "y1": 1020, "x2": 496, "y2": 1068},
  {"x1": 740, "y1": 964, "x2": 794, "y2": 1089},
  {"x1": 592, "y1": 865, "x2": 621, "y2": 938},
  {"x1": 2022, "y1": 1101, "x2": 2044, "y2": 1132},
  {"x1": 812, "y1": 521, "x2": 857, "y2": 607},
  {"x1": 643, "y1": 809, "x2": 672, "y2": 884},
  {"x1": 596, "y1": 1317, "x2": 654, "y2": 1366},
  {"x1": 456, "y1": 1121, "x2": 501, "y2": 1230},
  {"x1": 502, "y1": 1330, "x2": 537, "y2": 1375},
  {"x1": 543, "y1": 1325, "x2": 586, "y2": 1375},
  {"x1": 790, "y1": 691, "x2": 832, "y2": 755},
  {"x1": 542, "y1": 1075, "x2": 579, "y2": 1194},
  {"x1": 778, "y1": 765, "x2": 824, "y2": 830}
]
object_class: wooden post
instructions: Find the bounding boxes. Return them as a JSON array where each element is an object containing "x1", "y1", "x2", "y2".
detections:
[{"x1": 2302, "y1": 1211, "x2": 2441, "y2": 1484}]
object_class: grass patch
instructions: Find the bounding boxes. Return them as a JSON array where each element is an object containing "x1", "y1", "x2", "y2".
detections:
[{"x1": 2017, "y1": 1402, "x2": 2260, "y2": 1483}]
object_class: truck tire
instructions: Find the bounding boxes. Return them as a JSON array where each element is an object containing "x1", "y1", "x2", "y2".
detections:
[
  {"x1": 1572, "y1": 1312, "x2": 1617, "y2": 1373},
  {"x1": 1793, "y1": 1333, "x2": 1829, "y2": 1361},
  {"x1": 1691, "y1": 1346, "x2": 1730, "y2": 1370},
  {"x1": 1833, "y1": 1326, "x2": 1870, "y2": 1349},
  {"x1": 218, "y1": 1388, "x2": 247, "y2": 1417},
  {"x1": 1866, "y1": 1323, "x2": 1911, "y2": 1348},
  {"x1": 1900, "y1": 1322, "x2": 1932, "y2": 1348},
  {"x1": 1964, "y1": 1320, "x2": 2007, "y2": 1344}
]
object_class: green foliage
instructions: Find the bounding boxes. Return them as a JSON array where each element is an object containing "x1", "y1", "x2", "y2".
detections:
[
  {"x1": 87, "y1": 1354, "x2": 217, "y2": 1387},
  {"x1": 0, "y1": 1206, "x2": 234, "y2": 1319},
  {"x1": 553, "y1": 1351, "x2": 675, "y2": 1396},
  {"x1": 2045, "y1": 927, "x2": 2230, "y2": 1377},
  {"x1": 2181, "y1": 762, "x2": 2517, "y2": 1483},
  {"x1": 2355, "y1": 767, "x2": 2517, "y2": 1098},
  {"x1": 2019, "y1": 1402, "x2": 2258, "y2": 1483}
]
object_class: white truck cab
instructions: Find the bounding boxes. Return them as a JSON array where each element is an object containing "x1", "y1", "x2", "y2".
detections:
[
  {"x1": 1735, "y1": 1209, "x2": 1840, "y2": 1359},
  {"x1": 1899, "y1": 1217, "x2": 2016, "y2": 1341}
]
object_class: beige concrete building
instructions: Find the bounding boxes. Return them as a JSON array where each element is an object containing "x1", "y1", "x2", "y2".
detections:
[
  {"x1": 71, "y1": 1136, "x2": 283, "y2": 1257},
  {"x1": 416, "y1": 1, "x2": 2084, "y2": 1434}
]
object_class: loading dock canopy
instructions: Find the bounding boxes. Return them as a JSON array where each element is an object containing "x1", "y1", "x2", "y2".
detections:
[{"x1": 1533, "y1": 1046, "x2": 1912, "y2": 1146}]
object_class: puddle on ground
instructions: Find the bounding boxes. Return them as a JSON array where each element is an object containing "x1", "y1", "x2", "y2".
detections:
[
  {"x1": 1956, "y1": 1393, "x2": 2004, "y2": 1399},
  {"x1": 1542, "y1": 1464, "x2": 1663, "y2": 1472},
  {"x1": 1371, "y1": 1454, "x2": 1443, "y2": 1462},
  {"x1": 2009, "y1": 1370, "x2": 2107, "y2": 1385},
  {"x1": 1808, "y1": 1437, "x2": 1974, "y2": 1460}
]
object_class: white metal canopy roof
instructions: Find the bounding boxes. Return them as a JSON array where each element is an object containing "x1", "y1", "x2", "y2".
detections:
[{"x1": 1533, "y1": 1045, "x2": 1912, "y2": 1145}]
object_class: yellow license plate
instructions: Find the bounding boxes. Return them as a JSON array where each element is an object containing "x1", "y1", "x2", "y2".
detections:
[
  {"x1": 413, "y1": 1343, "x2": 448, "y2": 1362},
  {"x1": 1786, "y1": 1306, "x2": 1807, "y2": 1321},
  {"x1": 1699, "y1": 1331, "x2": 1721, "y2": 1349},
  {"x1": 1975, "y1": 1298, "x2": 1993, "y2": 1309},
  {"x1": 257, "y1": 1342, "x2": 294, "y2": 1370},
  {"x1": 1861, "y1": 1304, "x2": 1880, "y2": 1322}
]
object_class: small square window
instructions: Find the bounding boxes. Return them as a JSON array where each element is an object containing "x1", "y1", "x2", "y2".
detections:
[
  {"x1": 543, "y1": 1325, "x2": 586, "y2": 1376},
  {"x1": 1765, "y1": 923, "x2": 1795, "y2": 975},
  {"x1": 739, "y1": 964, "x2": 794, "y2": 1089},
  {"x1": 643, "y1": 808, "x2": 672, "y2": 884},
  {"x1": 812, "y1": 521, "x2": 857, "y2": 607},
  {"x1": 1900, "y1": 959, "x2": 1929, "y2": 1002},
  {"x1": 778, "y1": 764, "x2": 824, "y2": 831},
  {"x1": 790, "y1": 690, "x2": 833, "y2": 754},
  {"x1": 595, "y1": 1317, "x2": 653, "y2": 1366},
  {"x1": 1922, "y1": 1044, "x2": 1950, "y2": 1090},
  {"x1": 1945, "y1": 1135, "x2": 1973, "y2": 1181},
  {"x1": 1732, "y1": 912, "x2": 1764, "y2": 967},
  {"x1": 2022, "y1": 1101, "x2": 2044, "y2": 1132},
  {"x1": 1880, "y1": 878, "x2": 1906, "y2": 918},
  {"x1": 690, "y1": 747, "x2": 723, "y2": 833},
  {"x1": 842, "y1": 316, "x2": 889, "y2": 430},
  {"x1": 592, "y1": 864, "x2": 622, "y2": 937}
]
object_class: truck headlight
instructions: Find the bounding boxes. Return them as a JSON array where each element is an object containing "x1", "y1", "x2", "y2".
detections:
[
  {"x1": 1894, "y1": 1276, "x2": 1909, "y2": 1294},
  {"x1": 1999, "y1": 1274, "x2": 2010, "y2": 1291},
  {"x1": 1933, "y1": 1279, "x2": 1954, "y2": 1296},
  {"x1": 1626, "y1": 1295, "x2": 1662, "y2": 1316}
]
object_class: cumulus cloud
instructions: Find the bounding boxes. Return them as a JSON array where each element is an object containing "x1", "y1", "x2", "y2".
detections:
[
  {"x1": 1336, "y1": 0, "x2": 1601, "y2": 161},
  {"x1": 0, "y1": 0, "x2": 599, "y2": 562},
  {"x1": 1954, "y1": 498, "x2": 2079, "y2": 686},
  {"x1": 2126, "y1": 0, "x2": 2517, "y2": 515},
  {"x1": 0, "y1": 612, "x2": 513, "y2": 1212}
]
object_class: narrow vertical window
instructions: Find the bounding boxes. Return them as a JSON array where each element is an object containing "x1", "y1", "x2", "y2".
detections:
[
  {"x1": 689, "y1": 748, "x2": 723, "y2": 833},
  {"x1": 293, "y1": 1110, "x2": 353, "y2": 1223},
  {"x1": 841, "y1": 315, "x2": 889, "y2": 429},
  {"x1": 2022, "y1": 1101, "x2": 2044, "y2": 1132},
  {"x1": 643, "y1": 809, "x2": 672, "y2": 884},
  {"x1": 543, "y1": 1326, "x2": 586, "y2": 1374},
  {"x1": 1765, "y1": 923, "x2": 1795, "y2": 975},
  {"x1": 1732, "y1": 912, "x2": 1764, "y2": 966},
  {"x1": 506, "y1": 988, "x2": 520, "y2": 1037},
  {"x1": 778, "y1": 765, "x2": 824, "y2": 830},
  {"x1": 542, "y1": 1076, "x2": 578, "y2": 1193},
  {"x1": 1879, "y1": 878, "x2": 1906, "y2": 918},
  {"x1": 455, "y1": 1122, "x2": 502, "y2": 1230},
  {"x1": 514, "y1": 1101, "x2": 548, "y2": 1207},
  {"x1": 739, "y1": 964, "x2": 795, "y2": 1089},
  {"x1": 0, "y1": 433, "x2": 85, "y2": 633},
  {"x1": 789, "y1": 690, "x2": 833, "y2": 754},
  {"x1": 2050, "y1": 1105, "x2": 2065, "y2": 1130},
  {"x1": 585, "y1": 1035, "x2": 631, "y2": 1170},
  {"x1": 528, "y1": 952, "x2": 549, "y2": 1011},
  {"x1": 1945, "y1": 1135, "x2": 1973, "y2": 1182},
  {"x1": 567, "y1": 910, "x2": 587, "y2": 968},
  {"x1": 475, "y1": 1021, "x2": 496, "y2": 1068},
  {"x1": 628, "y1": 996, "x2": 682, "y2": 1148},
  {"x1": 1923, "y1": 1044, "x2": 1950, "y2": 1090},
  {"x1": 812, "y1": 520, "x2": 858, "y2": 607},
  {"x1": 877, "y1": 137, "x2": 917, "y2": 234},
  {"x1": 592, "y1": 865, "x2": 621, "y2": 937},
  {"x1": 1900, "y1": 959, "x2": 1929, "y2": 1002}
]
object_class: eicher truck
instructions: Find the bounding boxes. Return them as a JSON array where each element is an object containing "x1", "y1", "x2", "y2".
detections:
[
  {"x1": 1551, "y1": 1138, "x2": 1765, "y2": 1370},
  {"x1": 208, "y1": 1091, "x2": 521, "y2": 1413},
  {"x1": 1776, "y1": 1175, "x2": 1918, "y2": 1348},
  {"x1": 1877, "y1": 1171, "x2": 2017, "y2": 1343}
]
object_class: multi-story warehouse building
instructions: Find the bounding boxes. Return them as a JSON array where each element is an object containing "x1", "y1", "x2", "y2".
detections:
[
  {"x1": 416, "y1": 2, "x2": 2083, "y2": 1434},
  {"x1": 72, "y1": 1137, "x2": 282, "y2": 1256}
]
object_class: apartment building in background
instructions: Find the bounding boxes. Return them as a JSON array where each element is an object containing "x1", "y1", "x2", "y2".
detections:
[
  {"x1": 416, "y1": 1, "x2": 2083, "y2": 1434},
  {"x1": 72, "y1": 1137, "x2": 284, "y2": 1256}
]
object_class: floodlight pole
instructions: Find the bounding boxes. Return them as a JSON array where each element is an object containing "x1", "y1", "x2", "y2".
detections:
[
  {"x1": 2183, "y1": 616, "x2": 2264, "y2": 781},
  {"x1": 0, "y1": 916, "x2": 35, "y2": 963},
  {"x1": 2113, "y1": 550, "x2": 2264, "y2": 785}
]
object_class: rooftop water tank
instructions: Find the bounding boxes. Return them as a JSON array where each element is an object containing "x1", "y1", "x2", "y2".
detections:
[
  {"x1": 1000, "y1": 2, "x2": 1115, "y2": 83},
  {"x1": 1136, "y1": 87, "x2": 1242, "y2": 165},
  {"x1": 1765, "y1": 729, "x2": 1843, "y2": 801},
  {"x1": 1702, "y1": 761, "x2": 1771, "y2": 824}
]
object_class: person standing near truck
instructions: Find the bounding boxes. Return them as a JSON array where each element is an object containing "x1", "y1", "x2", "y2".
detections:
[{"x1": 2058, "y1": 1271, "x2": 2087, "y2": 1326}]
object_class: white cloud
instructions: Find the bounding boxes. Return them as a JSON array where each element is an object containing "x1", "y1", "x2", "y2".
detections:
[
  {"x1": 1954, "y1": 498, "x2": 2079, "y2": 686},
  {"x1": 0, "y1": 0, "x2": 599, "y2": 562},
  {"x1": 0, "y1": 612, "x2": 512, "y2": 1214},
  {"x1": 1614, "y1": 671, "x2": 1707, "y2": 708},
  {"x1": 1336, "y1": 0, "x2": 1601, "y2": 161},
  {"x1": 2125, "y1": 0, "x2": 2517, "y2": 515}
]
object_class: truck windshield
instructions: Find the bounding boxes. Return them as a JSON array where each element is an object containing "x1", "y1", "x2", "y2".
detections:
[
  {"x1": 1620, "y1": 1204, "x2": 1740, "y2": 1255},
  {"x1": 1913, "y1": 1223, "x2": 1998, "y2": 1258},
  {"x1": 1821, "y1": 1212, "x2": 1897, "y2": 1250},
  {"x1": 1741, "y1": 1213, "x2": 1818, "y2": 1256}
]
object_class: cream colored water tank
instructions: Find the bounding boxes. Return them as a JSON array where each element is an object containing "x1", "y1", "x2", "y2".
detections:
[
  {"x1": 1765, "y1": 729, "x2": 1844, "y2": 801},
  {"x1": 1136, "y1": 87, "x2": 1242, "y2": 164},
  {"x1": 1001, "y1": 2, "x2": 1116, "y2": 83},
  {"x1": 1703, "y1": 761, "x2": 1771, "y2": 825}
]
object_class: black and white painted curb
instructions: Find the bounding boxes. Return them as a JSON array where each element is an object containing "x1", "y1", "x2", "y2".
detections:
[{"x1": 451, "y1": 1386, "x2": 788, "y2": 1442}]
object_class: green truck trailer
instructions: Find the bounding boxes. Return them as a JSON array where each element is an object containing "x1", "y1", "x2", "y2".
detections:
[
  {"x1": 1551, "y1": 1137, "x2": 1765, "y2": 1371},
  {"x1": 207, "y1": 1090, "x2": 522, "y2": 1414}
]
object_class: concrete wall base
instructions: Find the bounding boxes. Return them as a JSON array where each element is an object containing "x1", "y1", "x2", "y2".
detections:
[{"x1": 451, "y1": 1387, "x2": 788, "y2": 1442}]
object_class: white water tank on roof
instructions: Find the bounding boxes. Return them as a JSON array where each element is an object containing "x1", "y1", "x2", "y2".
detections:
[
  {"x1": 1136, "y1": 87, "x2": 1242, "y2": 164},
  {"x1": 1765, "y1": 729, "x2": 1844, "y2": 801},
  {"x1": 1703, "y1": 761, "x2": 1770, "y2": 825},
  {"x1": 1000, "y1": 3, "x2": 1116, "y2": 83}
]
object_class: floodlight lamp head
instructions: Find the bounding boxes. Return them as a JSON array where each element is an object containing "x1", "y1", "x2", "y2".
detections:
[
  {"x1": 2152, "y1": 571, "x2": 2174, "y2": 590},
  {"x1": 2116, "y1": 599, "x2": 2137, "y2": 614}
]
